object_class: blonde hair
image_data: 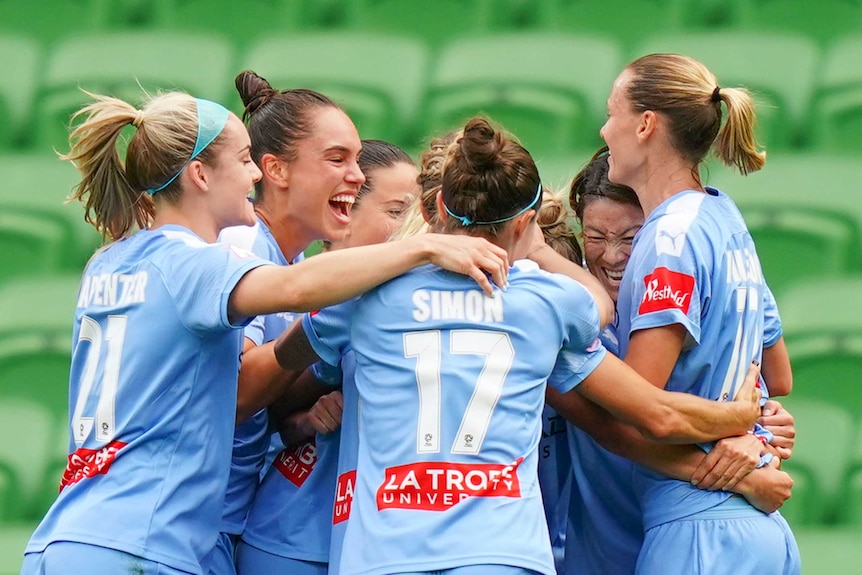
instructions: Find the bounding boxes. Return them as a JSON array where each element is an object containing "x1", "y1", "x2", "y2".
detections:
[
  {"x1": 416, "y1": 129, "x2": 462, "y2": 232},
  {"x1": 626, "y1": 53, "x2": 765, "y2": 175},
  {"x1": 61, "y1": 91, "x2": 223, "y2": 241},
  {"x1": 389, "y1": 199, "x2": 430, "y2": 241},
  {"x1": 537, "y1": 187, "x2": 582, "y2": 264}
]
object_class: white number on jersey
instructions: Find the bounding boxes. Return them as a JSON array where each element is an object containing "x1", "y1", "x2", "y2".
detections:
[
  {"x1": 71, "y1": 315, "x2": 128, "y2": 446},
  {"x1": 404, "y1": 329, "x2": 514, "y2": 455},
  {"x1": 718, "y1": 286, "x2": 762, "y2": 402}
]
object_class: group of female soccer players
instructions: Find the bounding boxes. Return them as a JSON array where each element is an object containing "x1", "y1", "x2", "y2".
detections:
[{"x1": 21, "y1": 51, "x2": 801, "y2": 575}]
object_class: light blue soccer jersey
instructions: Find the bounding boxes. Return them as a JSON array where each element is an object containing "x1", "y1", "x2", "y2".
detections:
[
  {"x1": 537, "y1": 404, "x2": 570, "y2": 574},
  {"x1": 616, "y1": 188, "x2": 771, "y2": 528},
  {"x1": 216, "y1": 217, "x2": 303, "y2": 536},
  {"x1": 564, "y1": 323, "x2": 643, "y2": 575},
  {"x1": 25, "y1": 225, "x2": 269, "y2": 574},
  {"x1": 304, "y1": 260, "x2": 607, "y2": 575},
  {"x1": 297, "y1": 301, "x2": 359, "y2": 574}
]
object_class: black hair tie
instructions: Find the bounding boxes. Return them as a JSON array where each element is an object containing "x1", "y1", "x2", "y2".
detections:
[{"x1": 711, "y1": 86, "x2": 722, "y2": 103}]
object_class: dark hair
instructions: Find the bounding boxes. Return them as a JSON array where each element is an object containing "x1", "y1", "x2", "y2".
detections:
[
  {"x1": 441, "y1": 118, "x2": 540, "y2": 236},
  {"x1": 235, "y1": 71, "x2": 339, "y2": 196},
  {"x1": 625, "y1": 53, "x2": 765, "y2": 174},
  {"x1": 357, "y1": 139, "x2": 414, "y2": 205},
  {"x1": 569, "y1": 146, "x2": 641, "y2": 223}
]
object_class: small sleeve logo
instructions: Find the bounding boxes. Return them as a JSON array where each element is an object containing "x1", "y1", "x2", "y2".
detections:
[{"x1": 639, "y1": 267, "x2": 695, "y2": 315}]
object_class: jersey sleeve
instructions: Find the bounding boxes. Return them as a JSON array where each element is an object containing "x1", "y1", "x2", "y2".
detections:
[
  {"x1": 545, "y1": 275, "x2": 608, "y2": 394},
  {"x1": 311, "y1": 360, "x2": 343, "y2": 388},
  {"x1": 762, "y1": 283, "x2": 783, "y2": 348},
  {"x1": 301, "y1": 298, "x2": 358, "y2": 366},
  {"x1": 628, "y1": 213, "x2": 706, "y2": 345},
  {"x1": 162, "y1": 241, "x2": 271, "y2": 334}
]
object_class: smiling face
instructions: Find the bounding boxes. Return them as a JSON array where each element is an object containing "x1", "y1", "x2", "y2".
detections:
[
  {"x1": 283, "y1": 106, "x2": 365, "y2": 243},
  {"x1": 337, "y1": 161, "x2": 419, "y2": 249},
  {"x1": 582, "y1": 197, "x2": 644, "y2": 303},
  {"x1": 207, "y1": 113, "x2": 262, "y2": 230},
  {"x1": 600, "y1": 69, "x2": 645, "y2": 190}
]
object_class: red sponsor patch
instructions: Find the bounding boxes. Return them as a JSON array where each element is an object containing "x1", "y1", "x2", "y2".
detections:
[
  {"x1": 638, "y1": 267, "x2": 695, "y2": 315},
  {"x1": 60, "y1": 440, "x2": 128, "y2": 491},
  {"x1": 333, "y1": 469, "x2": 357, "y2": 524},
  {"x1": 376, "y1": 458, "x2": 523, "y2": 512},
  {"x1": 273, "y1": 439, "x2": 317, "y2": 487}
]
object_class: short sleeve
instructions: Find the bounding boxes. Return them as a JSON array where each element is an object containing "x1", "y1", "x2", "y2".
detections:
[
  {"x1": 161, "y1": 239, "x2": 270, "y2": 333},
  {"x1": 301, "y1": 298, "x2": 358, "y2": 367},
  {"x1": 628, "y1": 213, "x2": 705, "y2": 345},
  {"x1": 762, "y1": 283, "x2": 783, "y2": 348},
  {"x1": 311, "y1": 360, "x2": 343, "y2": 388}
]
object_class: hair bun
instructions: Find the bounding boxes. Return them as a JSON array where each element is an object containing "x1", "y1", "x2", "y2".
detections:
[
  {"x1": 235, "y1": 70, "x2": 278, "y2": 117},
  {"x1": 458, "y1": 118, "x2": 503, "y2": 174}
]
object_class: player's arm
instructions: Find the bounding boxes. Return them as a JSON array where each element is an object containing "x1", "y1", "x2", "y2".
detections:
[
  {"x1": 273, "y1": 319, "x2": 321, "y2": 374},
  {"x1": 277, "y1": 390, "x2": 344, "y2": 447},
  {"x1": 236, "y1": 337, "x2": 303, "y2": 424},
  {"x1": 228, "y1": 233, "x2": 509, "y2": 320},
  {"x1": 548, "y1": 387, "x2": 789, "y2": 512},
  {"x1": 761, "y1": 337, "x2": 792, "y2": 397},
  {"x1": 572, "y1": 352, "x2": 760, "y2": 443}
]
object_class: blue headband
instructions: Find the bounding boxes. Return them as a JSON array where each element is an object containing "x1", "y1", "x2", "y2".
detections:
[
  {"x1": 146, "y1": 98, "x2": 231, "y2": 195},
  {"x1": 443, "y1": 181, "x2": 543, "y2": 227}
]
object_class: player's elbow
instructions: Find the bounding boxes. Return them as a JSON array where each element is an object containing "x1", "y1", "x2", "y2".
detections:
[{"x1": 637, "y1": 406, "x2": 686, "y2": 442}]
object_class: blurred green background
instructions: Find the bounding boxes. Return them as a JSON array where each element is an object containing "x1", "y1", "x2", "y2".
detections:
[{"x1": 1, "y1": 0, "x2": 861, "y2": 572}]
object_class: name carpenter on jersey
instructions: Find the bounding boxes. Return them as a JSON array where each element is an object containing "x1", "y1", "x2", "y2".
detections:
[
  {"x1": 77, "y1": 271, "x2": 148, "y2": 308},
  {"x1": 412, "y1": 289, "x2": 504, "y2": 323}
]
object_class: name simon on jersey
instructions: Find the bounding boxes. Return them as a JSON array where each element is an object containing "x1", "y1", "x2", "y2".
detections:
[
  {"x1": 376, "y1": 459, "x2": 523, "y2": 512},
  {"x1": 77, "y1": 271, "x2": 148, "y2": 308},
  {"x1": 412, "y1": 289, "x2": 503, "y2": 323}
]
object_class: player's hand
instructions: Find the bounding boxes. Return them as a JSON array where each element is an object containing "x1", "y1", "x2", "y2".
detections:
[
  {"x1": 306, "y1": 390, "x2": 344, "y2": 435},
  {"x1": 421, "y1": 234, "x2": 509, "y2": 296},
  {"x1": 730, "y1": 362, "x2": 763, "y2": 430},
  {"x1": 690, "y1": 434, "x2": 762, "y2": 491},
  {"x1": 732, "y1": 456, "x2": 793, "y2": 513},
  {"x1": 758, "y1": 399, "x2": 795, "y2": 460}
]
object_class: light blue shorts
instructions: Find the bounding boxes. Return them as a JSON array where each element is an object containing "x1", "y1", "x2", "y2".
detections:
[
  {"x1": 636, "y1": 505, "x2": 800, "y2": 575},
  {"x1": 234, "y1": 540, "x2": 326, "y2": 575},
  {"x1": 396, "y1": 567, "x2": 542, "y2": 575},
  {"x1": 21, "y1": 541, "x2": 194, "y2": 575},
  {"x1": 203, "y1": 532, "x2": 239, "y2": 575}
]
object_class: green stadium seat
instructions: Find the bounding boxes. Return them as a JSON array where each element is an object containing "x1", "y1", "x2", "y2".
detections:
[
  {"x1": 737, "y1": 0, "x2": 862, "y2": 46},
  {"x1": 0, "y1": 523, "x2": 35, "y2": 575},
  {"x1": 777, "y1": 397, "x2": 855, "y2": 526},
  {"x1": 0, "y1": 275, "x2": 80, "y2": 340},
  {"x1": 34, "y1": 31, "x2": 235, "y2": 153},
  {"x1": 423, "y1": 33, "x2": 623, "y2": 157},
  {"x1": 533, "y1": 149, "x2": 598, "y2": 193},
  {"x1": 0, "y1": 462, "x2": 21, "y2": 523},
  {"x1": 632, "y1": 31, "x2": 819, "y2": 150},
  {"x1": 810, "y1": 36, "x2": 862, "y2": 152},
  {"x1": 707, "y1": 154, "x2": 862, "y2": 294},
  {"x1": 0, "y1": 333, "x2": 72, "y2": 421},
  {"x1": 151, "y1": 0, "x2": 353, "y2": 51},
  {"x1": 793, "y1": 527, "x2": 862, "y2": 574},
  {"x1": 776, "y1": 279, "x2": 862, "y2": 427},
  {"x1": 350, "y1": 0, "x2": 491, "y2": 48},
  {"x1": 0, "y1": 399, "x2": 57, "y2": 521},
  {"x1": 0, "y1": 154, "x2": 101, "y2": 282},
  {"x1": 0, "y1": 0, "x2": 105, "y2": 44},
  {"x1": 240, "y1": 33, "x2": 430, "y2": 146},
  {"x1": 840, "y1": 425, "x2": 862, "y2": 527},
  {"x1": 0, "y1": 35, "x2": 40, "y2": 150},
  {"x1": 524, "y1": 0, "x2": 690, "y2": 52}
]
